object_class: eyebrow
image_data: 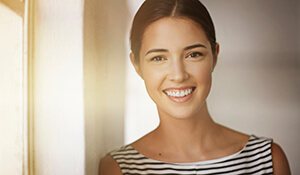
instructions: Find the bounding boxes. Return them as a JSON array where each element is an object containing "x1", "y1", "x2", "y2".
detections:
[
  {"x1": 145, "y1": 49, "x2": 168, "y2": 56},
  {"x1": 184, "y1": 43, "x2": 207, "y2": 51},
  {"x1": 145, "y1": 43, "x2": 207, "y2": 56}
]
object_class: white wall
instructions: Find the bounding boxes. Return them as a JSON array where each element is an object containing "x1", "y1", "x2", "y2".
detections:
[
  {"x1": 84, "y1": 0, "x2": 129, "y2": 174},
  {"x1": 124, "y1": 0, "x2": 157, "y2": 146},
  {"x1": 0, "y1": 3, "x2": 23, "y2": 175},
  {"x1": 125, "y1": 0, "x2": 300, "y2": 174},
  {"x1": 33, "y1": 0, "x2": 85, "y2": 174}
]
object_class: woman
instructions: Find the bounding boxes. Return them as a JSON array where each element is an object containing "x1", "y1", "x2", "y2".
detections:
[{"x1": 100, "y1": 0, "x2": 291, "y2": 174}]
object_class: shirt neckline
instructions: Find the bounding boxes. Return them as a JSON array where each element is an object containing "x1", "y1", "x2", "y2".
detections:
[{"x1": 128, "y1": 134, "x2": 255, "y2": 165}]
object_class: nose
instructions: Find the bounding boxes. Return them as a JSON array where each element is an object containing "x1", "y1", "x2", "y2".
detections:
[{"x1": 168, "y1": 59, "x2": 189, "y2": 82}]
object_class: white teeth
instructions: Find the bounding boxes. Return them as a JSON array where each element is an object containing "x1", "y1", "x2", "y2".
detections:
[{"x1": 165, "y1": 88, "x2": 193, "y2": 97}]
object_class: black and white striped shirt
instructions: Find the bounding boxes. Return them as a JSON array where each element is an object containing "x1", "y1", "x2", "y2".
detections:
[{"x1": 110, "y1": 135, "x2": 273, "y2": 175}]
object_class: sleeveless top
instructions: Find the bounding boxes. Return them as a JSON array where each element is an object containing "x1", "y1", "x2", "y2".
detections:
[{"x1": 110, "y1": 135, "x2": 273, "y2": 175}]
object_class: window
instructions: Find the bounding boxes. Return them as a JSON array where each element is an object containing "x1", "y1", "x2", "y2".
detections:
[{"x1": 0, "y1": 0, "x2": 31, "y2": 174}]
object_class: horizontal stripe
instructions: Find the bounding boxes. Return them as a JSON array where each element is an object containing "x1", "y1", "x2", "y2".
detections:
[{"x1": 110, "y1": 135, "x2": 273, "y2": 174}]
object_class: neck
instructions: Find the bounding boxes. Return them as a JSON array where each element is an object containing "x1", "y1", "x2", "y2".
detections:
[{"x1": 154, "y1": 102, "x2": 221, "y2": 151}]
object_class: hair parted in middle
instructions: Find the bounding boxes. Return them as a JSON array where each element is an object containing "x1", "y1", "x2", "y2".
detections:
[{"x1": 130, "y1": 0, "x2": 217, "y2": 63}]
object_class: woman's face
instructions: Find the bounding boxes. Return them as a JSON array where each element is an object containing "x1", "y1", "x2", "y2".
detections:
[{"x1": 132, "y1": 17, "x2": 218, "y2": 119}]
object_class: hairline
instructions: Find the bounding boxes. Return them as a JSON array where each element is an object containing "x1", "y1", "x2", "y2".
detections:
[{"x1": 136, "y1": 16, "x2": 214, "y2": 63}]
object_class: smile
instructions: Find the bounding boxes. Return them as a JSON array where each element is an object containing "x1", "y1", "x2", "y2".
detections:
[{"x1": 163, "y1": 87, "x2": 195, "y2": 98}]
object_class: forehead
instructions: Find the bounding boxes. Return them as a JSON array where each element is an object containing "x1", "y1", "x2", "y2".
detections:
[{"x1": 141, "y1": 17, "x2": 210, "y2": 52}]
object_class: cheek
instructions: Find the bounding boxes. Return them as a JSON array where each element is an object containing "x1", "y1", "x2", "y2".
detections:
[
  {"x1": 142, "y1": 68, "x2": 163, "y2": 92},
  {"x1": 189, "y1": 63, "x2": 213, "y2": 84}
]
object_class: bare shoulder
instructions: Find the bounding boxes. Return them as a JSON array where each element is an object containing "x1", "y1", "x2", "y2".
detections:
[
  {"x1": 98, "y1": 154, "x2": 122, "y2": 175},
  {"x1": 271, "y1": 142, "x2": 291, "y2": 175}
]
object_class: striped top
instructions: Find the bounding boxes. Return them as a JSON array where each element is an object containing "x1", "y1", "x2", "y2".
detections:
[{"x1": 110, "y1": 135, "x2": 273, "y2": 175}]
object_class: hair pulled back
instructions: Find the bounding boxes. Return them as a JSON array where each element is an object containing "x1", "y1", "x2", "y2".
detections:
[{"x1": 130, "y1": 0, "x2": 217, "y2": 63}]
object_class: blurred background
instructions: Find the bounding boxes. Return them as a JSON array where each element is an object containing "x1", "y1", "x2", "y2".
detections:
[{"x1": 0, "y1": 0, "x2": 299, "y2": 175}]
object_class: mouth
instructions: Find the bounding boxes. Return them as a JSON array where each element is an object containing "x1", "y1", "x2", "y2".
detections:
[{"x1": 163, "y1": 87, "x2": 196, "y2": 98}]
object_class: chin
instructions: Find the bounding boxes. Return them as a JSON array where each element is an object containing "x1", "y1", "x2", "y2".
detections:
[
  {"x1": 171, "y1": 114, "x2": 195, "y2": 120},
  {"x1": 158, "y1": 107, "x2": 199, "y2": 120},
  {"x1": 157, "y1": 99, "x2": 208, "y2": 121}
]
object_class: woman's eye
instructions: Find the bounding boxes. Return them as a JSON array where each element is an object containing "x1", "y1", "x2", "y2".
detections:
[
  {"x1": 150, "y1": 56, "x2": 166, "y2": 62},
  {"x1": 186, "y1": 52, "x2": 203, "y2": 59}
]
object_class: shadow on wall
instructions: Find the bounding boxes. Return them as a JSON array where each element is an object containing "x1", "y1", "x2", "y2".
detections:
[
  {"x1": 84, "y1": 0, "x2": 129, "y2": 174},
  {"x1": 298, "y1": 0, "x2": 300, "y2": 64}
]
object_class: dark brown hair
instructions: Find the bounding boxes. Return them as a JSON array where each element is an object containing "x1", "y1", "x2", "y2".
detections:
[{"x1": 130, "y1": 0, "x2": 217, "y2": 63}]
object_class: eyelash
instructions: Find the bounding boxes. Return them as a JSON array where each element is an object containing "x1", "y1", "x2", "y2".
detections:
[
  {"x1": 149, "y1": 52, "x2": 203, "y2": 62},
  {"x1": 186, "y1": 52, "x2": 203, "y2": 59},
  {"x1": 150, "y1": 56, "x2": 166, "y2": 62}
]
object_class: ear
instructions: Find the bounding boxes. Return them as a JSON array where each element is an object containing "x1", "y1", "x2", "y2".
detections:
[
  {"x1": 212, "y1": 43, "x2": 220, "y2": 72},
  {"x1": 130, "y1": 52, "x2": 143, "y2": 78}
]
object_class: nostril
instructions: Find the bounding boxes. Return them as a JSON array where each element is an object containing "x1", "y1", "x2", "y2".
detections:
[{"x1": 168, "y1": 72, "x2": 189, "y2": 82}]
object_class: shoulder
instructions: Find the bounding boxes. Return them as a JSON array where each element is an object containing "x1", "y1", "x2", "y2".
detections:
[
  {"x1": 99, "y1": 145, "x2": 134, "y2": 175},
  {"x1": 98, "y1": 154, "x2": 122, "y2": 175},
  {"x1": 271, "y1": 142, "x2": 291, "y2": 175}
]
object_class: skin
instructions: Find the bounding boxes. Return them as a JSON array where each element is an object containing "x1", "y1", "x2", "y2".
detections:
[{"x1": 99, "y1": 17, "x2": 291, "y2": 175}]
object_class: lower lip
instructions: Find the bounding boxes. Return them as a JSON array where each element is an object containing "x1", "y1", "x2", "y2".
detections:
[{"x1": 166, "y1": 91, "x2": 194, "y2": 103}]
